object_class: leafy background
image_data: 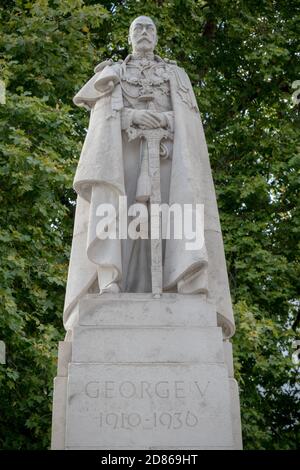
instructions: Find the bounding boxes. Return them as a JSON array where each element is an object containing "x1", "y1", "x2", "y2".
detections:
[{"x1": 0, "y1": 0, "x2": 299, "y2": 449}]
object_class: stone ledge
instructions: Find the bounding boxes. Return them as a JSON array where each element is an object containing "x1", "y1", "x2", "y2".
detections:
[
  {"x1": 72, "y1": 326, "x2": 224, "y2": 364},
  {"x1": 78, "y1": 293, "x2": 217, "y2": 328}
]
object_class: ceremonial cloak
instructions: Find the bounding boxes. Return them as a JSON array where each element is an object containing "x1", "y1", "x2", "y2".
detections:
[{"x1": 63, "y1": 57, "x2": 234, "y2": 338}]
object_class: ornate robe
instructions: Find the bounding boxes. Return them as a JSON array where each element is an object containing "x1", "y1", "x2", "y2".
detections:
[{"x1": 64, "y1": 55, "x2": 234, "y2": 338}]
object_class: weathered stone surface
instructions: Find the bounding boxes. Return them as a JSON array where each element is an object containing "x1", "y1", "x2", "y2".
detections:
[
  {"x1": 72, "y1": 294, "x2": 223, "y2": 365},
  {"x1": 63, "y1": 15, "x2": 235, "y2": 338},
  {"x1": 0, "y1": 340, "x2": 5, "y2": 365},
  {"x1": 52, "y1": 294, "x2": 242, "y2": 449},
  {"x1": 51, "y1": 377, "x2": 68, "y2": 450},
  {"x1": 65, "y1": 363, "x2": 234, "y2": 449},
  {"x1": 72, "y1": 326, "x2": 224, "y2": 364},
  {"x1": 52, "y1": 13, "x2": 242, "y2": 449},
  {"x1": 229, "y1": 378, "x2": 243, "y2": 450},
  {"x1": 223, "y1": 339, "x2": 234, "y2": 378},
  {"x1": 57, "y1": 341, "x2": 72, "y2": 377},
  {"x1": 78, "y1": 293, "x2": 217, "y2": 328}
]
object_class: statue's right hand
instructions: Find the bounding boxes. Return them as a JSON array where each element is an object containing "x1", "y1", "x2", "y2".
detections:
[{"x1": 132, "y1": 110, "x2": 162, "y2": 129}]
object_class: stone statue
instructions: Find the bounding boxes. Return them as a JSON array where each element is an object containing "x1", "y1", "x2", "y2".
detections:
[
  {"x1": 52, "y1": 18, "x2": 242, "y2": 451},
  {"x1": 63, "y1": 16, "x2": 234, "y2": 339}
]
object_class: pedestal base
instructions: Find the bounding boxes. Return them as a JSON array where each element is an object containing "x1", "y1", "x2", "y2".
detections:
[{"x1": 51, "y1": 294, "x2": 242, "y2": 449}]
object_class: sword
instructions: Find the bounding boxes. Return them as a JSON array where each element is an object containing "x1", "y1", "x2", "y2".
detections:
[{"x1": 126, "y1": 125, "x2": 173, "y2": 296}]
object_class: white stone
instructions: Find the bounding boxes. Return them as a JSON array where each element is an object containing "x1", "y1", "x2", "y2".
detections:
[
  {"x1": 72, "y1": 326, "x2": 224, "y2": 364},
  {"x1": 51, "y1": 13, "x2": 242, "y2": 450},
  {"x1": 51, "y1": 377, "x2": 68, "y2": 450},
  {"x1": 229, "y1": 378, "x2": 243, "y2": 449},
  {"x1": 0, "y1": 340, "x2": 5, "y2": 364},
  {"x1": 63, "y1": 15, "x2": 235, "y2": 337},
  {"x1": 57, "y1": 341, "x2": 72, "y2": 377},
  {"x1": 78, "y1": 293, "x2": 217, "y2": 328},
  {"x1": 53, "y1": 294, "x2": 242, "y2": 449},
  {"x1": 223, "y1": 339, "x2": 234, "y2": 378},
  {"x1": 72, "y1": 294, "x2": 223, "y2": 364},
  {"x1": 51, "y1": 342, "x2": 72, "y2": 449},
  {"x1": 65, "y1": 363, "x2": 234, "y2": 450}
]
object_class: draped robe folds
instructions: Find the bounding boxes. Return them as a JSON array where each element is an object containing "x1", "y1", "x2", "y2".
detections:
[{"x1": 64, "y1": 57, "x2": 235, "y2": 338}]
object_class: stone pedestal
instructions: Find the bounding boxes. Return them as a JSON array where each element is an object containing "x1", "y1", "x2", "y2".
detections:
[{"x1": 51, "y1": 294, "x2": 242, "y2": 449}]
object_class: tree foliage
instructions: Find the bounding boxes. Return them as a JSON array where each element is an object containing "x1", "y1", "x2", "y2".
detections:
[{"x1": 0, "y1": 0, "x2": 299, "y2": 449}]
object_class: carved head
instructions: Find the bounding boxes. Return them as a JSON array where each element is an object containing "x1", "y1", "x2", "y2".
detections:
[{"x1": 128, "y1": 16, "x2": 157, "y2": 54}]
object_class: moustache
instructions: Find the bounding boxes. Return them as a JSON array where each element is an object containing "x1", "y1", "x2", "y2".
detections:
[{"x1": 137, "y1": 36, "x2": 152, "y2": 43}]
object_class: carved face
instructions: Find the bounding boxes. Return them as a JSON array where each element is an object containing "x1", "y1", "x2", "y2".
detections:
[{"x1": 129, "y1": 16, "x2": 157, "y2": 54}]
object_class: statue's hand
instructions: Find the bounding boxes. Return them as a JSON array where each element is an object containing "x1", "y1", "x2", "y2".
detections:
[{"x1": 132, "y1": 110, "x2": 167, "y2": 129}]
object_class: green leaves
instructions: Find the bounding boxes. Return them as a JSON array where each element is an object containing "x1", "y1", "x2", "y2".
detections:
[
  {"x1": 233, "y1": 301, "x2": 300, "y2": 449},
  {"x1": 0, "y1": 0, "x2": 299, "y2": 449}
]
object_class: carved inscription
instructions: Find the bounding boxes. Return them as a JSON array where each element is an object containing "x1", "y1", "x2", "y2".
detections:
[
  {"x1": 85, "y1": 380, "x2": 209, "y2": 400},
  {"x1": 83, "y1": 379, "x2": 209, "y2": 432},
  {"x1": 99, "y1": 411, "x2": 200, "y2": 430}
]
